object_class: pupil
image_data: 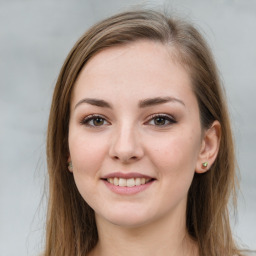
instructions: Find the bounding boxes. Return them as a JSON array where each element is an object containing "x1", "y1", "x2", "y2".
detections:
[
  {"x1": 94, "y1": 118, "x2": 104, "y2": 126},
  {"x1": 155, "y1": 117, "x2": 165, "y2": 125}
]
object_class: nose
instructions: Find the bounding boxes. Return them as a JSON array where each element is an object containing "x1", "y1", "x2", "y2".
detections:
[{"x1": 109, "y1": 124, "x2": 144, "y2": 164}]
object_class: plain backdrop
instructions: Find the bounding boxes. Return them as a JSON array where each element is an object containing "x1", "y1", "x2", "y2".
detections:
[{"x1": 0, "y1": 0, "x2": 255, "y2": 255}]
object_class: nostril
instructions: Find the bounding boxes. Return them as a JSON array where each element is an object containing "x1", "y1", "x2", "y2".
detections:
[{"x1": 112, "y1": 155, "x2": 137, "y2": 162}]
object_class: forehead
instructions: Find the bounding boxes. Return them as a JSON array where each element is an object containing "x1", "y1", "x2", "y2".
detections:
[
  {"x1": 72, "y1": 40, "x2": 195, "y2": 107},
  {"x1": 79, "y1": 40, "x2": 183, "y2": 80}
]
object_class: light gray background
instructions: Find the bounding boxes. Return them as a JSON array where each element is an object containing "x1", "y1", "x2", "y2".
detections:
[{"x1": 0, "y1": 0, "x2": 255, "y2": 255}]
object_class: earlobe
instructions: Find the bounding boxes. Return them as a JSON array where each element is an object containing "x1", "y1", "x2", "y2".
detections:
[
  {"x1": 195, "y1": 120, "x2": 221, "y2": 174},
  {"x1": 67, "y1": 156, "x2": 73, "y2": 172}
]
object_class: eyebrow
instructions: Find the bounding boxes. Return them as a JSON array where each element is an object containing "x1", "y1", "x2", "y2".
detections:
[
  {"x1": 75, "y1": 98, "x2": 112, "y2": 109},
  {"x1": 74, "y1": 96, "x2": 185, "y2": 110},
  {"x1": 139, "y1": 96, "x2": 185, "y2": 108}
]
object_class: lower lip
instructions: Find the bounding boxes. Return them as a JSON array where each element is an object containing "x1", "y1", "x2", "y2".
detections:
[{"x1": 102, "y1": 179, "x2": 155, "y2": 195}]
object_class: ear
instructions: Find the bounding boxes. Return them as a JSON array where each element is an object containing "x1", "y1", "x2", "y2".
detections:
[
  {"x1": 196, "y1": 120, "x2": 221, "y2": 173},
  {"x1": 67, "y1": 156, "x2": 73, "y2": 173}
]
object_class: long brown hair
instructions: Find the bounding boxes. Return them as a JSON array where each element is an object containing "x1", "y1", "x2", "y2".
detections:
[{"x1": 45, "y1": 9, "x2": 242, "y2": 256}]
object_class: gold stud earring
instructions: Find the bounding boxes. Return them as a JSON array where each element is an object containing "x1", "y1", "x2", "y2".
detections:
[{"x1": 202, "y1": 162, "x2": 208, "y2": 167}]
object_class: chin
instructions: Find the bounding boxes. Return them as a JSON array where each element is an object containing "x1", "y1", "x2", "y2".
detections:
[
  {"x1": 109, "y1": 217, "x2": 151, "y2": 228},
  {"x1": 97, "y1": 209, "x2": 154, "y2": 228}
]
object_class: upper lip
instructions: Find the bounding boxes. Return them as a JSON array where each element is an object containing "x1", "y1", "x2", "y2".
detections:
[{"x1": 101, "y1": 172, "x2": 155, "y2": 179}]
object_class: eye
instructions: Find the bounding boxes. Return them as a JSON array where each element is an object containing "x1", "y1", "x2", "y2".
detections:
[
  {"x1": 146, "y1": 114, "x2": 177, "y2": 126},
  {"x1": 80, "y1": 115, "x2": 110, "y2": 127}
]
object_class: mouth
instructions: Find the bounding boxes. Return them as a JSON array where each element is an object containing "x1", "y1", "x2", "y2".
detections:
[
  {"x1": 101, "y1": 172, "x2": 156, "y2": 192},
  {"x1": 104, "y1": 177, "x2": 154, "y2": 187}
]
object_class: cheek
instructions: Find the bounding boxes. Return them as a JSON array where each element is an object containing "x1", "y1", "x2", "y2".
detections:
[
  {"x1": 147, "y1": 130, "x2": 201, "y2": 207},
  {"x1": 147, "y1": 129, "x2": 201, "y2": 177},
  {"x1": 68, "y1": 130, "x2": 109, "y2": 176},
  {"x1": 68, "y1": 131, "x2": 109, "y2": 206}
]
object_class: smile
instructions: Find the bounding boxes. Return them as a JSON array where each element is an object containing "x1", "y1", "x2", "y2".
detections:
[
  {"x1": 106, "y1": 177, "x2": 152, "y2": 187},
  {"x1": 101, "y1": 172, "x2": 155, "y2": 194}
]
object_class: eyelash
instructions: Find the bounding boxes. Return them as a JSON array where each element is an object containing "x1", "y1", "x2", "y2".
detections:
[
  {"x1": 80, "y1": 113, "x2": 177, "y2": 128},
  {"x1": 146, "y1": 113, "x2": 177, "y2": 126},
  {"x1": 80, "y1": 114, "x2": 110, "y2": 127}
]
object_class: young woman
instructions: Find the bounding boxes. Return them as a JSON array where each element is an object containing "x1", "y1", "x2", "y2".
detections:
[{"x1": 44, "y1": 9, "x2": 247, "y2": 256}]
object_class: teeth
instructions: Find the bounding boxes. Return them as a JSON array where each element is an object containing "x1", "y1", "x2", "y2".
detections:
[
  {"x1": 119, "y1": 178, "x2": 126, "y2": 187},
  {"x1": 135, "y1": 178, "x2": 141, "y2": 186},
  {"x1": 127, "y1": 178, "x2": 135, "y2": 187},
  {"x1": 114, "y1": 177, "x2": 119, "y2": 186},
  {"x1": 106, "y1": 177, "x2": 151, "y2": 187}
]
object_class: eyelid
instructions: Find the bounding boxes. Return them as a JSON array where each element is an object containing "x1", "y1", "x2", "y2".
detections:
[
  {"x1": 145, "y1": 113, "x2": 177, "y2": 126},
  {"x1": 80, "y1": 114, "x2": 110, "y2": 127},
  {"x1": 79, "y1": 113, "x2": 176, "y2": 128}
]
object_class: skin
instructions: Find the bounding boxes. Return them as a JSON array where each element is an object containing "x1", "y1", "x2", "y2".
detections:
[{"x1": 68, "y1": 40, "x2": 220, "y2": 256}]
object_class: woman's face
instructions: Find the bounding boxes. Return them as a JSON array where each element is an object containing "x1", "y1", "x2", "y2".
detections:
[{"x1": 68, "y1": 40, "x2": 204, "y2": 228}]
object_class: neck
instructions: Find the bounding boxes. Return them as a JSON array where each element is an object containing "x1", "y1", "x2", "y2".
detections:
[{"x1": 88, "y1": 210, "x2": 198, "y2": 256}]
